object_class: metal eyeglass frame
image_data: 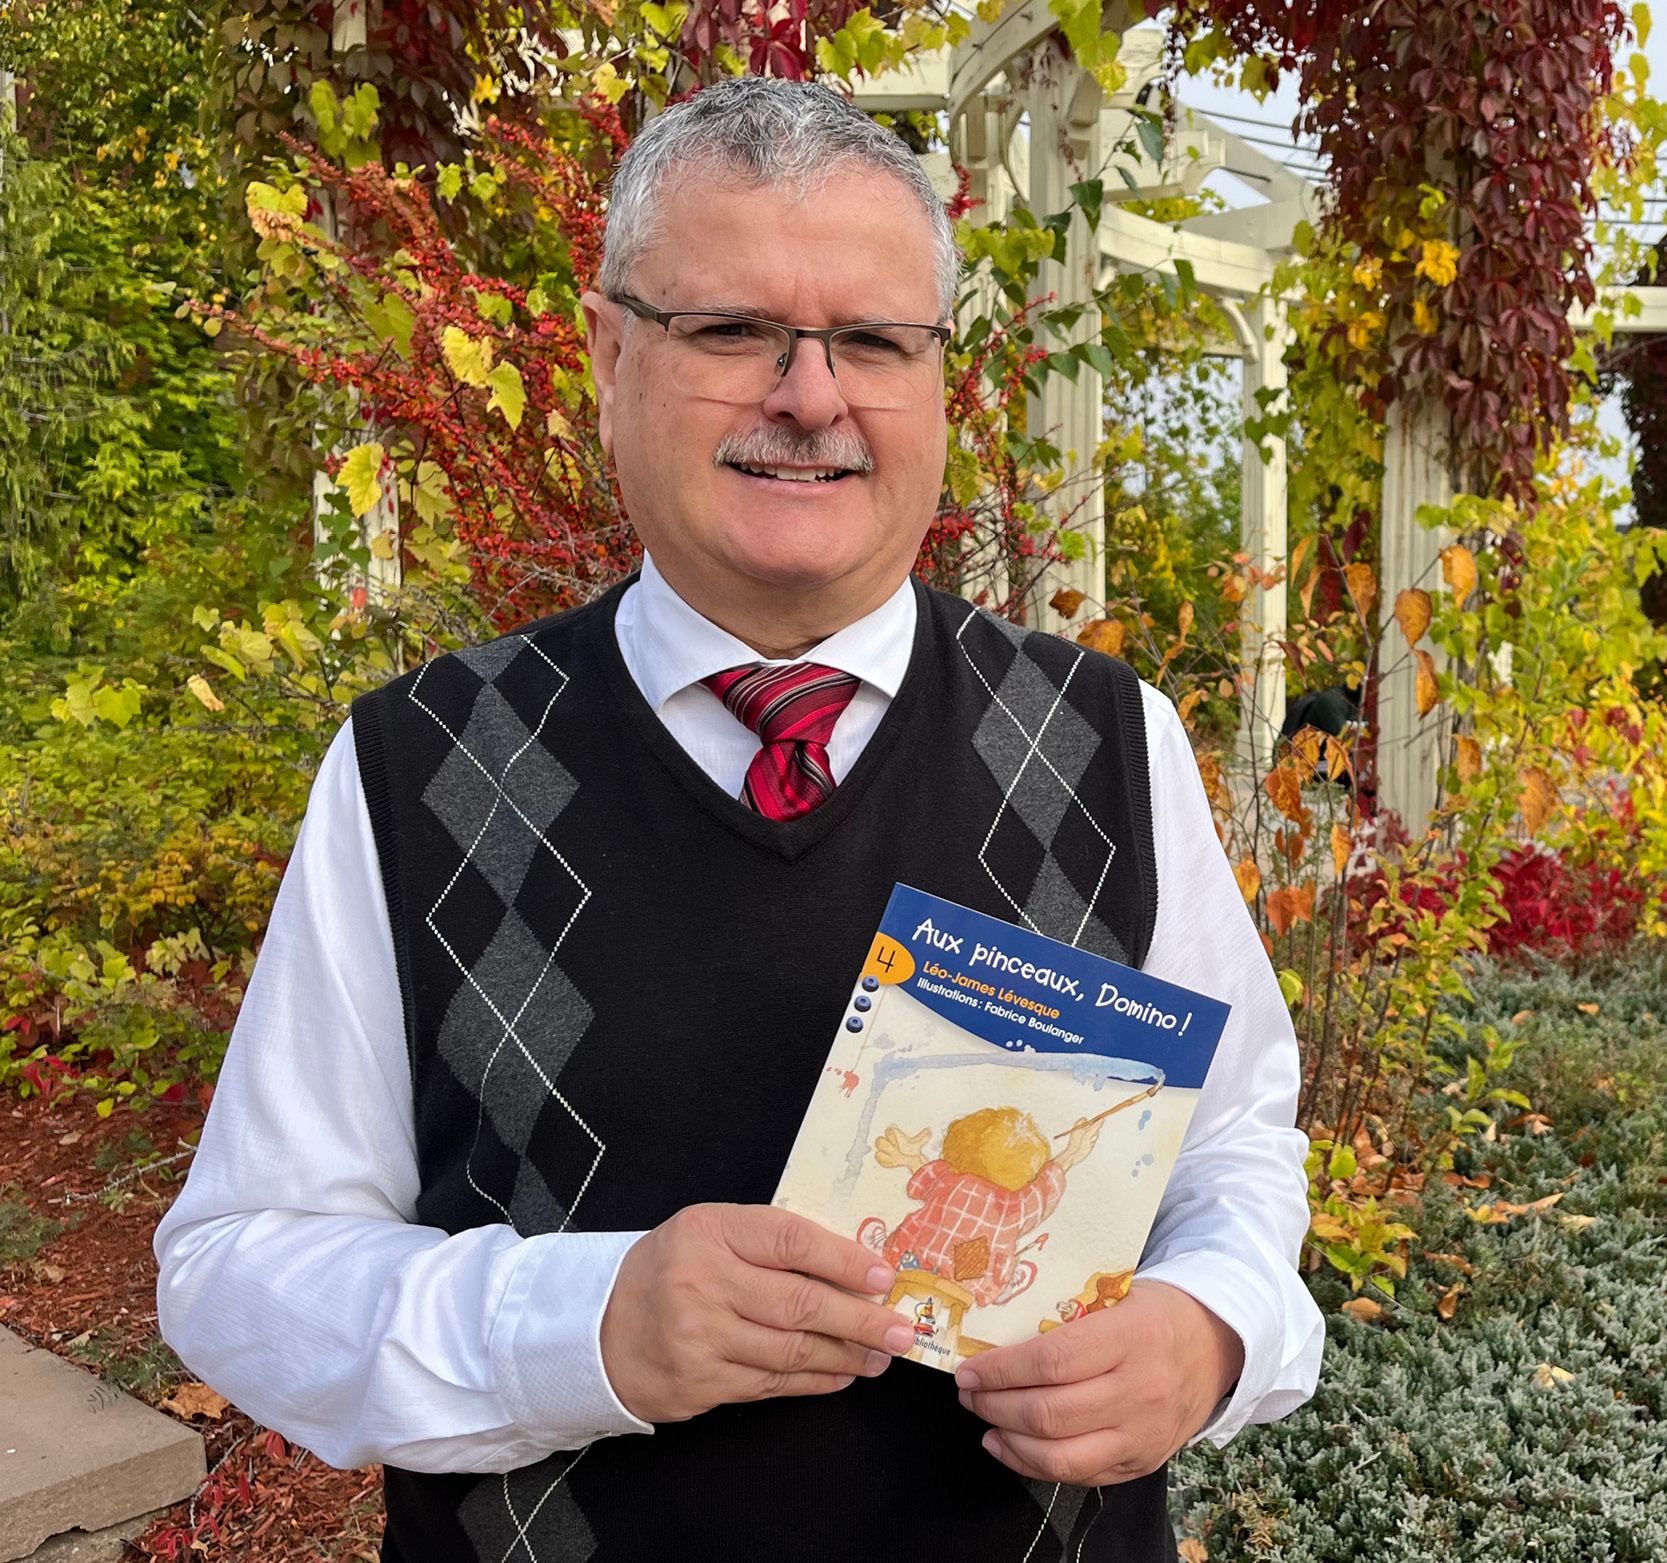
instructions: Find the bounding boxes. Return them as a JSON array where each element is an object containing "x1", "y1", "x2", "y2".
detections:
[{"x1": 609, "y1": 293, "x2": 951, "y2": 396}]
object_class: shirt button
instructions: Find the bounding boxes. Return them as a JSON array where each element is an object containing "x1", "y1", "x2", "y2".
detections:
[
  {"x1": 854, "y1": 995, "x2": 873, "y2": 1012},
  {"x1": 846, "y1": 1017, "x2": 865, "y2": 1032}
]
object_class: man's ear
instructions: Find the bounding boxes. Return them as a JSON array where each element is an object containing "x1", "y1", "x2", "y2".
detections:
[{"x1": 581, "y1": 290, "x2": 622, "y2": 457}]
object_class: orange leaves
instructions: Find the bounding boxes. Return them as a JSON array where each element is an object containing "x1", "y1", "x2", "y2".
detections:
[
  {"x1": 1265, "y1": 765, "x2": 1305, "y2": 822},
  {"x1": 160, "y1": 1382, "x2": 231, "y2": 1421},
  {"x1": 1414, "y1": 649, "x2": 1441, "y2": 717},
  {"x1": 1176, "y1": 599, "x2": 1195, "y2": 641},
  {"x1": 1077, "y1": 619, "x2": 1125, "y2": 658},
  {"x1": 1339, "y1": 1297, "x2": 1383, "y2": 1321},
  {"x1": 1176, "y1": 688, "x2": 1208, "y2": 728},
  {"x1": 1049, "y1": 587, "x2": 1087, "y2": 620},
  {"x1": 1343, "y1": 561, "x2": 1377, "y2": 622},
  {"x1": 1194, "y1": 751, "x2": 1232, "y2": 813},
  {"x1": 1441, "y1": 543, "x2": 1478, "y2": 609},
  {"x1": 1266, "y1": 882, "x2": 1316, "y2": 936},
  {"x1": 1233, "y1": 857, "x2": 1262, "y2": 904},
  {"x1": 1519, "y1": 766, "x2": 1558, "y2": 834},
  {"x1": 1393, "y1": 587, "x2": 1432, "y2": 648},
  {"x1": 1331, "y1": 822, "x2": 1352, "y2": 877},
  {"x1": 1454, "y1": 734, "x2": 1482, "y2": 783}
]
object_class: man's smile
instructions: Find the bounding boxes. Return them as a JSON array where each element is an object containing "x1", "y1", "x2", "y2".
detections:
[{"x1": 725, "y1": 461, "x2": 862, "y2": 484}]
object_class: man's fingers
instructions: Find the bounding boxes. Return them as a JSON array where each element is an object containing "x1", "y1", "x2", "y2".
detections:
[
  {"x1": 736, "y1": 1368, "x2": 863, "y2": 1402},
  {"x1": 724, "y1": 1319, "x2": 892, "y2": 1382},
  {"x1": 955, "y1": 1310, "x2": 1126, "y2": 1393},
  {"x1": 722, "y1": 1204, "x2": 895, "y2": 1295},
  {"x1": 735, "y1": 1266, "x2": 915, "y2": 1356},
  {"x1": 981, "y1": 1426, "x2": 1150, "y2": 1488},
  {"x1": 957, "y1": 1376, "x2": 1118, "y2": 1442}
]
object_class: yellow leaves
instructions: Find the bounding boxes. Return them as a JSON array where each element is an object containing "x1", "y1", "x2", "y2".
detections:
[
  {"x1": 1178, "y1": 1542, "x2": 1209, "y2": 1563},
  {"x1": 338, "y1": 442, "x2": 386, "y2": 518},
  {"x1": 1351, "y1": 255, "x2": 1383, "y2": 290},
  {"x1": 1454, "y1": 735, "x2": 1482, "y2": 783},
  {"x1": 1520, "y1": 766, "x2": 1559, "y2": 835},
  {"x1": 1077, "y1": 619, "x2": 1126, "y2": 658},
  {"x1": 1049, "y1": 587, "x2": 1087, "y2": 620},
  {"x1": 1233, "y1": 857, "x2": 1262, "y2": 904},
  {"x1": 441, "y1": 325, "x2": 493, "y2": 387},
  {"x1": 1176, "y1": 600, "x2": 1195, "y2": 641},
  {"x1": 1343, "y1": 561, "x2": 1377, "y2": 622},
  {"x1": 1415, "y1": 238, "x2": 1460, "y2": 287},
  {"x1": 1176, "y1": 688, "x2": 1208, "y2": 728},
  {"x1": 1441, "y1": 542, "x2": 1478, "y2": 608},
  {"x1": 369, "y1": 530, "x2": 398, "y2": 560},
  {"x1": 1531, "y1": 1362, "x2": 1575, "y2": 1389},
  {"x1": 485, "y1": 361, "x2": 527, "y2": 430},
  {"x1": 1411, "y1": 298, "x2": 1440, "y2": 335},
  {"x1": 1415, "y1": 649, "x2": 1441, "y2": 717},
  {"x1": 186, "y1": 675, "x2": 225, "y2": 713},
  {"x1": 1393, "y1": 587, "x2": 1432, "y2": 649},
  {"x1": 1331, "y1": 822, "x2": 1352, "y2": 877},
  {"x1": 1340, "y1": 1297, "x2": 1383, "y2": 1321},
  {"x1": 1345, "y1": 311, "x2": 1386, "y2": 350},
  {"x1": 1265, "y1": 765, "x2": 1305, "y2": 822}
]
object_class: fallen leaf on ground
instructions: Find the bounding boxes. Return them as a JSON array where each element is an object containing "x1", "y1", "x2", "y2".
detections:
[
  {"x1": 57, "y1": 1131, "x2": 81, "y2": 1147},
  {"x1": 1423, "y1": 1251, "x2": 1476, "y2": 1275},
  {"x1": 1559, "y1": 1214, "x2": 1599, "y2": 1232},
  {"x1": 1178, "y1": 1542, "x2": 1209, "y2": 1563},
  {"x1": 1436, "y1": 1282, "x2": 1466, "y2": 1320},
  {"x1": 1340, "y1": 1297, "x2": 1383, "y2": 1321},
  {"x1": 1576, "y1": 1002, "x2": 1600, "y2": 1016},
  {"x1": 160, "y1": 1382, "x2": 230, "y2": 1420},
  {"x1": 1510, "y1": 1010, "x2": 1534, "y2": 1025},
  {"x1": 1531, "y1": 1362, "x2": 1574, "y2": 1388},
  {"x1": 29, "y1": 1263, "x2": 63, "y2": 1284}
]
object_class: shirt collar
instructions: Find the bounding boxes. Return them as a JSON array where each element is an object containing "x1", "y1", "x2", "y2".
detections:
[{"x1": 625, "y1": 552, "x2": 918, "y2": 715}]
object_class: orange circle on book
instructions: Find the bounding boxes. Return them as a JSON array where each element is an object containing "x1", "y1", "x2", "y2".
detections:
[{"x1": 861, "y1": 934, "x2": 915, "y2": 986}]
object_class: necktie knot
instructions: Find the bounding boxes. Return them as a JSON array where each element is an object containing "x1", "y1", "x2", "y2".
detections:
[{"x1": 701, "y1": 662, "x2": 862, "y2": 820}]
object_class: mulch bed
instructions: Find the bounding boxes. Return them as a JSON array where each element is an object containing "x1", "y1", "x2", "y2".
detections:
[{"x1": 0, "y1": 1092, "x2": 386, "y2": 1561}]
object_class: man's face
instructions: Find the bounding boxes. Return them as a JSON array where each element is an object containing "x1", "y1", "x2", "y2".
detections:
[{"x1": 584, "y1": 166, "x2": 949, "y2": 612}]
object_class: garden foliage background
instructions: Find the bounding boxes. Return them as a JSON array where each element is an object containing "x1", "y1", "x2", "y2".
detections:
[{"x1": 2, "y1": 0, "x2": 1667, "y2": 1557}]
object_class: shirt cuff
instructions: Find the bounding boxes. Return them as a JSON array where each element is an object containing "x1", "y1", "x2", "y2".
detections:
[
  {"x1": 489, "y1": 1229, "x2": 655, "y2": 1446},
  {"x1": 1135, "y1": 1249, "x2": 1321, "y2": 1447}
]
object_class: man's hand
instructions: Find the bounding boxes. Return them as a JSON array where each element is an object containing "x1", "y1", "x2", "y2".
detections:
[
  {"x1": 600, "y1": 1203, "x2": 914, "y2": 1424},
  {"x1": 953, "y1": 1280, "x2": 1244, "y2": 1486}
]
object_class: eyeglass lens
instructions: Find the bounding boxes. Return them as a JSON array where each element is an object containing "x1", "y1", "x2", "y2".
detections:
[{"x1": 661, "y1": 315, "x2": 944, "y2": 408}]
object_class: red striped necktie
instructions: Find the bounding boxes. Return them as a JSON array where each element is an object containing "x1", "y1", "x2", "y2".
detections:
[{"x1": 702, "y1": 662, "x2": 863, "y2": 821}]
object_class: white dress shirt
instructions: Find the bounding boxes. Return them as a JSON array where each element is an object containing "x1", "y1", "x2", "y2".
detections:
[{"x1": 154, "y1": 556, "x2": 1324, "y2": 1474}]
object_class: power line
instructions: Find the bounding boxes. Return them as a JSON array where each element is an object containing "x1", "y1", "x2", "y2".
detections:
[{"x1": 1178, "y1": 103, "x2": 1320, "y2": 143}]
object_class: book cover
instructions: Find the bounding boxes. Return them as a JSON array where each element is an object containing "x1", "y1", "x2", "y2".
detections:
[{"x1": 773, "y1": 884, "x2": 1232, "y2": 1371}]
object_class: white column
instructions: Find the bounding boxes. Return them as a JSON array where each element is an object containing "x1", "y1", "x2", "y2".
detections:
[
  {"x1": 1026, "y1": 42, "x2": 1105, "y2": 634},
  {"x1": 1236, "y1": 295, "x2": 1290, "y2": 773},
  {"x1": 1377, "y1": 401, "x2": 1453, "y2": 827}
]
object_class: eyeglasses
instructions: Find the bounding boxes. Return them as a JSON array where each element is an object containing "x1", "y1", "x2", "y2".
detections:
[{"x1": 611, "y1": 293, "x2": 950, "y2": 410}]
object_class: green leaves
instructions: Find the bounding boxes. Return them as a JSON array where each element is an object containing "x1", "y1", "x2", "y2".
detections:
[{"x1": 50, "y1": 673, "x2": 147, "y2": 729}]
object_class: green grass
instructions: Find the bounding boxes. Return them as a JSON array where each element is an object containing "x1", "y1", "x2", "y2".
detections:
[
  {"x1": 0, "y1": 1186, "x2": 63, "y2": 1268},
  {"x1": 1172, "y1": 949, "x2": 1667, "y2": 1563}
]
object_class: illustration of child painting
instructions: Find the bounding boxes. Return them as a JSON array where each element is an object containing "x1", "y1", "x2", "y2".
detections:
[{"x1": 863, "y1": 1108, "x2": 1104, "y2": 1309}]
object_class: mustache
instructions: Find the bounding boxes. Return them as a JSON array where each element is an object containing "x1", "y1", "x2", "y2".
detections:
[{"x1": 714, "y1": 424, "x2": 875, "y2": 475}]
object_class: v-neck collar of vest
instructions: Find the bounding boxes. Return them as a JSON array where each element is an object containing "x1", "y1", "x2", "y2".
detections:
[{"x1": 593, "y1": 572, "x2": 935, "y2": 864}]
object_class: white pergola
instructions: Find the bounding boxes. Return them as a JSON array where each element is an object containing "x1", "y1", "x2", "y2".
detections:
[
  {"x1": 319, "y1": 0, "x2": 1667, "y2": 825},
  {"x1": 856, "y1": 3, "x2": 1667, "y2": 825}
]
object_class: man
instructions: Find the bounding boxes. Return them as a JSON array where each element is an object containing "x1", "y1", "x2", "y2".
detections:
[{"x1": 156, "y1": 77, "x2": 1322, "y2": 1562}]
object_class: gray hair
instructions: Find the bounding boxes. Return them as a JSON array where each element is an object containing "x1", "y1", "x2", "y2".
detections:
[{"x1": 598, "y1": 76, "x2": 959, "y2": 318}]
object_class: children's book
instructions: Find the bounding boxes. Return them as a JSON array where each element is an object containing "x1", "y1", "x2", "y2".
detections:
[{"x1": 773, "y1": 884, "x2": 1232, "y2": 1372}]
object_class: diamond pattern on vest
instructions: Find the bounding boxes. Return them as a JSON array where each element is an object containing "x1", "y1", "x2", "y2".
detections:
[
  {"x1": 407, "y1": 636, "x2": 603, "y2": 1236},
  {"x1": 1021, "y1": 1478, "x2": 1090, "y2": 1557},
  {"x1": 955, "y1": 609, "x2": 1128, "y2": 965},
  {"x1": 458, "y1": 1452, "x2": 596, "y2": 1563}
]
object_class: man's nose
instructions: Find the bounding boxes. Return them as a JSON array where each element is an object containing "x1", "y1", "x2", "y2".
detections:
[{"x1": 761, "y1": 334, "x2": 849, "y2": 427}]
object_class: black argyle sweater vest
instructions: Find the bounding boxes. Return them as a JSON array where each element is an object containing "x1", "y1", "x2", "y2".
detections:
[{"x1": 352, "y1": 577, "x2": 1174, "y2": 1563}]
